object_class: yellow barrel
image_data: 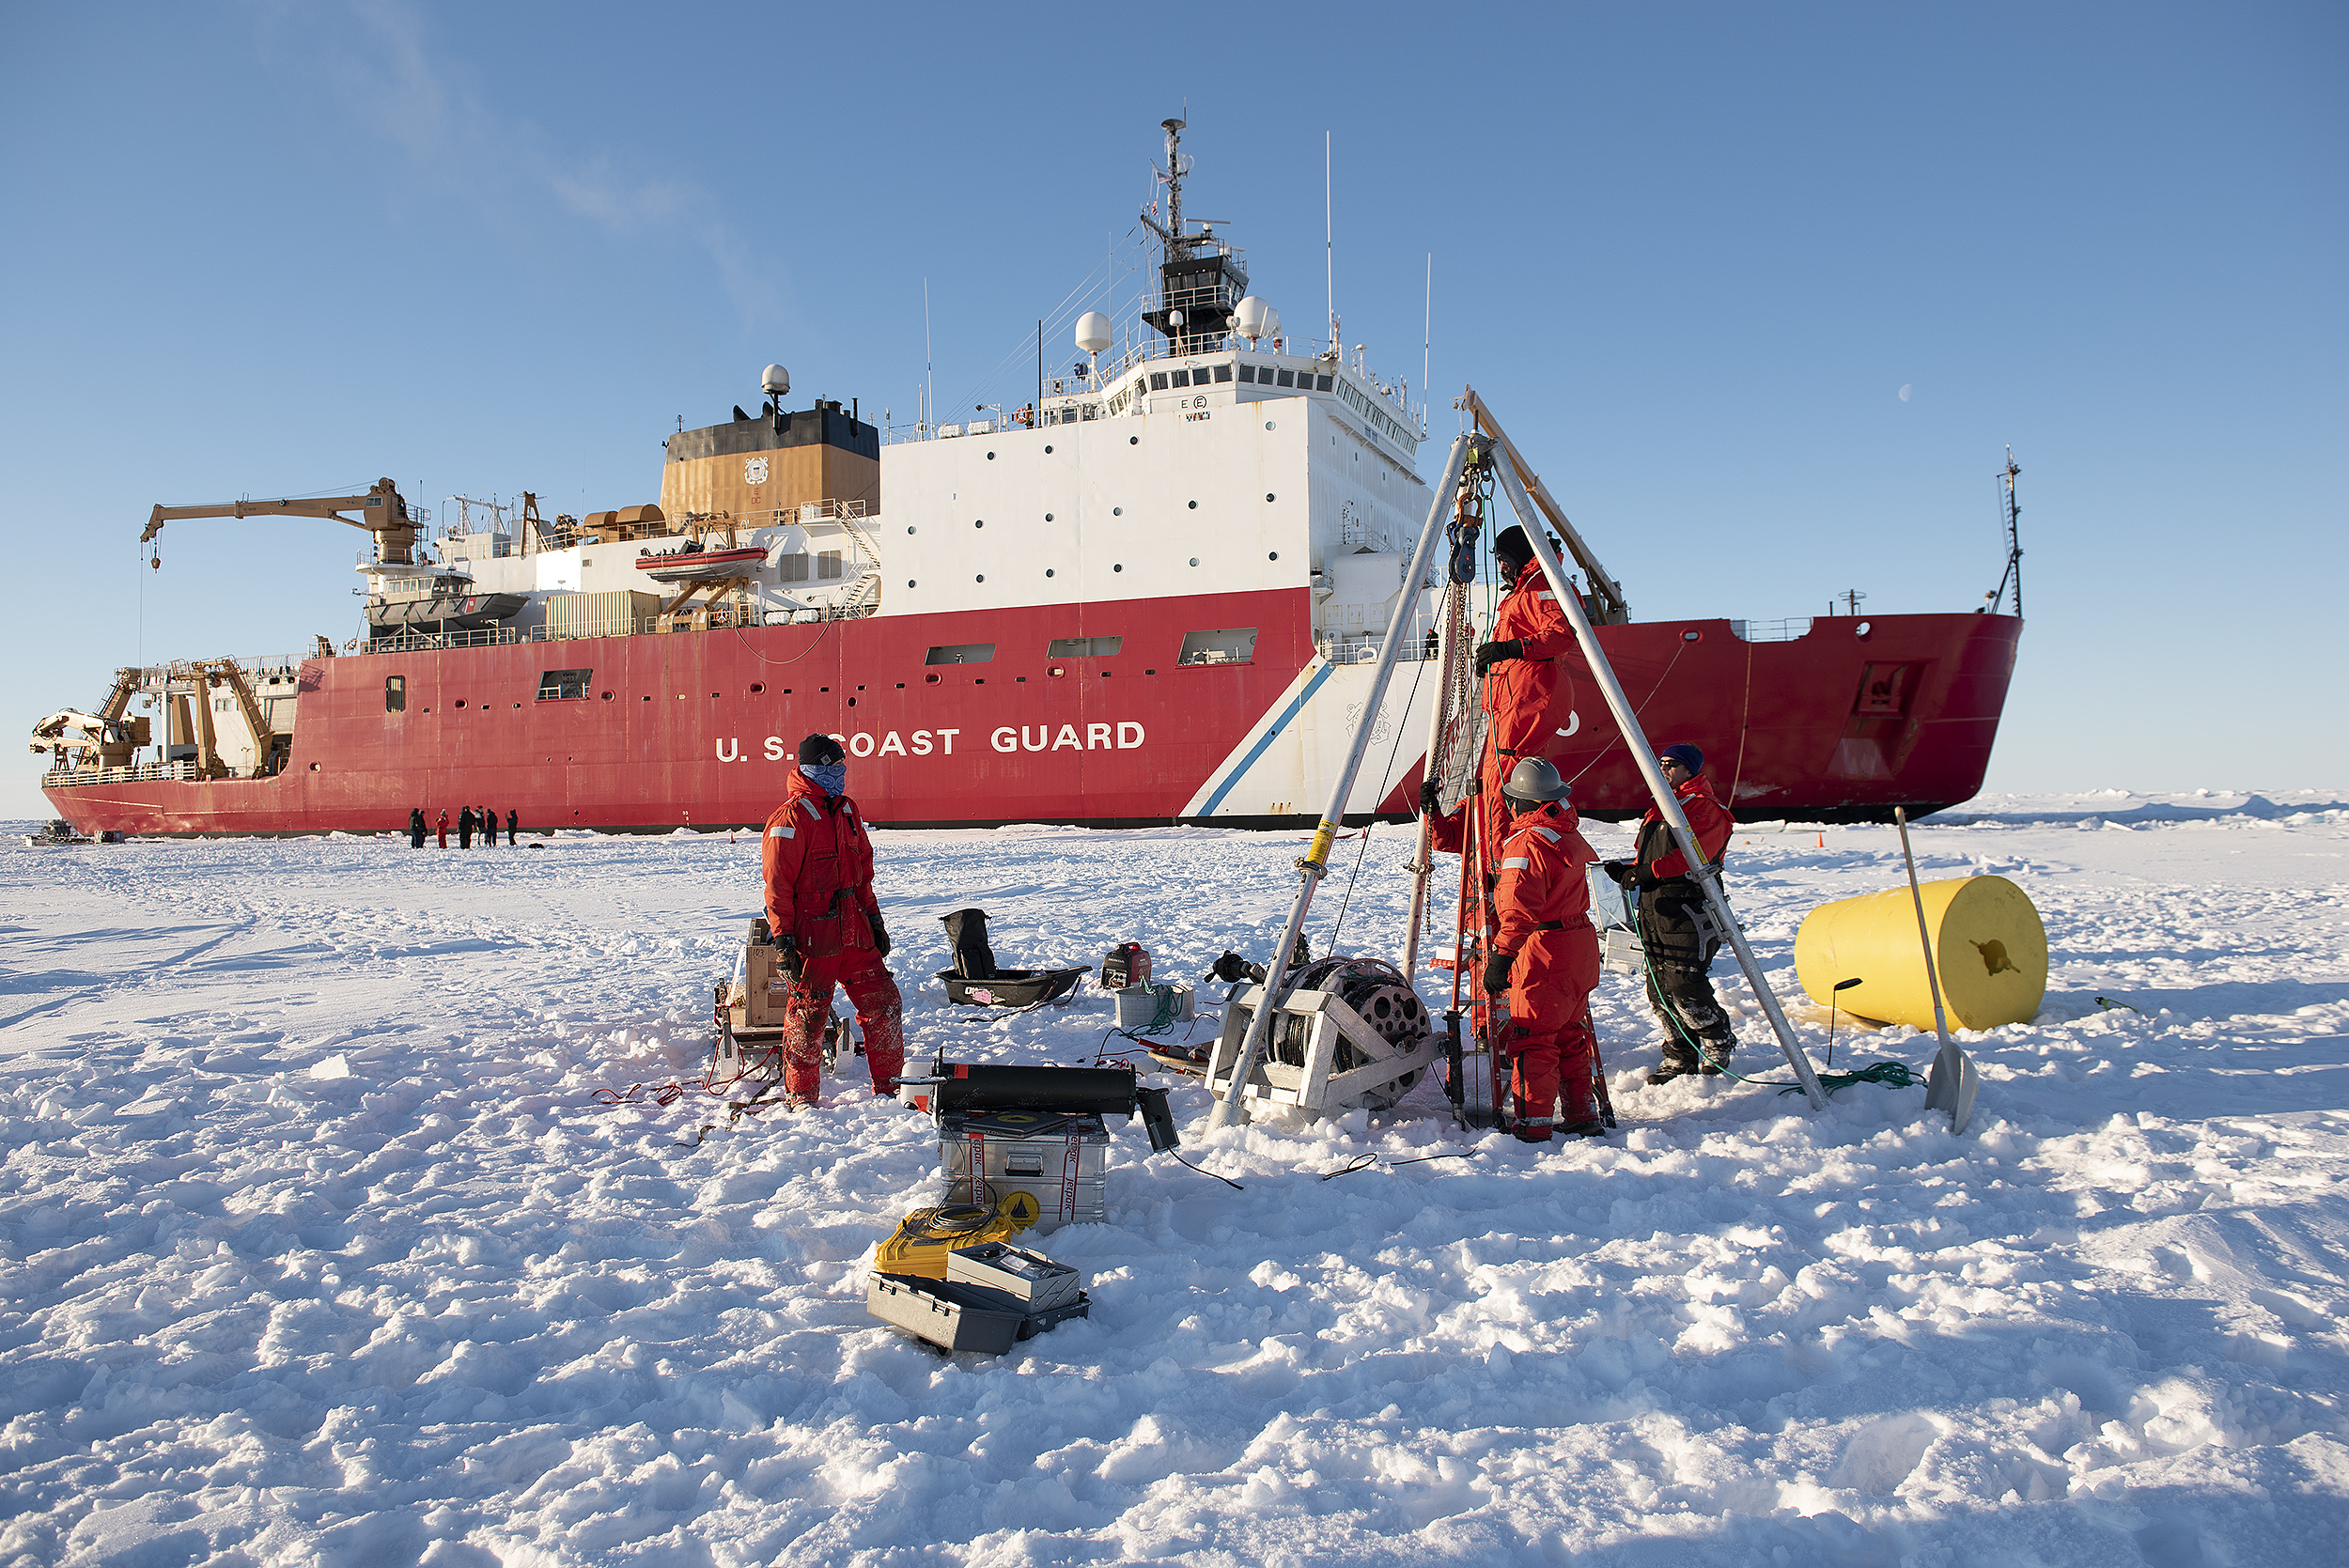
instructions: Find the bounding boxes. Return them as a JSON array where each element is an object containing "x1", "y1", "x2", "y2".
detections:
[{"x1": 1795, "y1": 875, "x2": 2046, "y2": 1032}]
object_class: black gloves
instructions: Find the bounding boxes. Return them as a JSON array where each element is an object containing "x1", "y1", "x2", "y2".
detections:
[
  {"x1": 775, "y1": 933, "x2": 802, "y2": 980},
  {"x1": 1473, "y1": 638, "x2": 1524, "y2": 677},
  {"x1": 1482, "y1": 951, "x2": 1515, "y2": 994},
  {"x1": 868, "y1": 912, "x2": 891, "y2": 957},
  {"x1": 1418, "y1": 777, "x2": 1443, "y2": 818},
  {"x1": 1602, "y1": 860, "x2": 1637, "y2": 888}
]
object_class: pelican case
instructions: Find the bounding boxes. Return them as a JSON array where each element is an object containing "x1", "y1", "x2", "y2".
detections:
[
  {"x1": 946, "y1": 1241, "x2": 1083, "y2": 1312},
  {"x1": 865, "y1": 1271, "x2": 1091, "y2": 1354}
]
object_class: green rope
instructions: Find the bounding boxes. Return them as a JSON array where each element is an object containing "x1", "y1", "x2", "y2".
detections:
[{"x1": 1623, "y1": 888, "x2": 1926, "y2": 1101}]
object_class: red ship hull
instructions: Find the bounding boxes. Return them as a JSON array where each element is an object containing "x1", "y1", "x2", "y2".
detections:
[{"x1": 41, "y1": 591, "x2": 2019, "y2": 835}]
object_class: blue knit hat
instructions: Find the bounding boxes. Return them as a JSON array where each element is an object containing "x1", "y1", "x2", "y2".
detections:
[{"x1": 1658, "y1": 743, "x2": 1704, "y2": 774}]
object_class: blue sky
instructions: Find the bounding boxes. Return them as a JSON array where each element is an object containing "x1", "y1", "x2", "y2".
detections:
[{"x1": 3, "y1": 2, "x2": 2341, "y2": 818}]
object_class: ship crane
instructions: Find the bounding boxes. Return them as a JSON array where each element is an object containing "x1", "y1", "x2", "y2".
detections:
[{"x1": 139, "y1": 478, "x2": 421, "y2": 567}]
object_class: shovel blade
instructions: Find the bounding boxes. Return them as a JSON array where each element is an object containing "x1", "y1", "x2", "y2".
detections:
[{"x1": 1925, "y1": 1037, "x2": 1980, "y2": 1135}]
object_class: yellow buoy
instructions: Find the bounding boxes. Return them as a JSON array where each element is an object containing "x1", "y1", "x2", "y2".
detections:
[{"x1": 1795, "y1": 875, "x2": 2046, "y2": 1032}]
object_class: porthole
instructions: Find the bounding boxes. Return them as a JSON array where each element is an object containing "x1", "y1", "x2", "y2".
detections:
[
  {"x1": 974, "y1": 520, "x2": 984, "y2": 528},
  {"x1": 1265, "y1": 421, "x2": 1276, "y2": 430},
  {"x1": 1129, "y1": 435, "x2": 1139, "y2": 444},
  {"x1": 1044, "y1": 444, "x2": 1053, "y2": 454},
  {"x1": 1268, "y1": 551, "x2": 1279, "y2": 562},
  {"x1": 907, "y1": 525, "x2": 916, "y2": 536},
  {"x1": 308, "y1": 762, "x2": 319, "y2": 771},
  {"x1": 1189, "y1": 557, "x2": 1200, "y2": 567},
  {"x1": 975, "y1": 574, "x2": 985, "y2": 582},
  {"x1": 1266, "y1": 492, "x2": 1276, "y2": 502},
  {"x1": 1856, "y1": 620, "x2": 1873, "y2": 638},
  {"x1": 987, "y1": 451, "x2": 995, "y2": 459},
  {"x1": 1046, "y1": 568, "x2": 1055, "y2": 577},
  {"x1": 750, "y1": 682, "x2": 765, "y2": 692},
  {"x1": 1044, "y1": 513, "x2": 1053, "y2": 521},
  {"x1": 926, "y1": 673, "x2": 941, "y2": 684},
  {"x1": 1113, "y1": 564, "x2": 1123, "y2": 572},
  {"x1": 1112, "y1": 507, "x2": 1122, "y2": 516},
  {"x1": 1682, "y1": 630, "x2": 1702, "y2": 643},
  {"x1": 908, "y1": 580, "x2": 917, "y2": 588},
  {"x1": 600, "y1": 691, "x2": 613, "y2": 700},
  {"x1": 1188, "y1": 501, "x2": 1197, "y2": 509}
]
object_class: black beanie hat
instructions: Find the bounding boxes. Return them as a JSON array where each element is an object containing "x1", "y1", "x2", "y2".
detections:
[
  {"x1": 1494, "y1": 525, "x2": 1532, "y2": 571},
  {"x1": 798, "y1": 734, "x2": 846, "y2": 766}
]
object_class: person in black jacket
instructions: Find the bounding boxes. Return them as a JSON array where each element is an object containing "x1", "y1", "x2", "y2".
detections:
[
  {"x1": 506, "y1": 809, "x2": 519, "y2": 844},
  {"x1": 1601, "y1": 744, "x2": 1739, "y2": 1083},
  {"x1": 409, "y1": 807, "x2": 426, "y2": 848},
  {"x1": 458, "y1": 806, "x2": 475, "y2": 849}
]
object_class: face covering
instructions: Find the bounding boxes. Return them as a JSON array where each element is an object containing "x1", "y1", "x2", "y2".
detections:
[{"x1": 800, "y1": 762, "x2": 847, "y2": 797}]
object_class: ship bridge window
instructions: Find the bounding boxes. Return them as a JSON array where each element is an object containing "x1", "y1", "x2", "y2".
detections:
[
  {"x1": 384, "y1": 676, "x2": 405, "y2": 713},
  {"x1": 1238, "y1": 365, "x2": 1256, "y2": 382},
  {"x1": 537, "y1": 668, "x2": 594, "y2": 701},
  {"x1": 1047, "y1": 636, "x2": 1123, "y2": 659},
  {"x1": 818, "y1": 551, "x2": 844, "y2": 580},
  {"x1": 779, "y1": 552, "x2": 810, "y2": 582},
  {"x1": 1213, "y1": 364, "x2": 1233, "y2": 382},
  {"x1": 1150, "y1": 372, "x2": 1169, "y2": 391},
  {"x1": 1315, "y1": 374, "x2": 1334, "y2": 391},
  {"x1": 925, "y1": 643, "x2": 995, "y2": 665},
  {"x1": 1178, "y1": 628, "x2": 1258, "y2": 666},
  {"x1": 1275, "y1": 369, "x2": 1295, "y2": 387},
  {"x1": 1170, "y1": 369, "x2": 1190, "y2": 388}
]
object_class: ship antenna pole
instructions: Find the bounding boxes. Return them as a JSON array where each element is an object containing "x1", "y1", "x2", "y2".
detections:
[
  {"x1": 1206, "y1": 433, "x2": 1475, "y2": 1133},
  {"x1": 1487, "y1": 442, "x2": 1830, "y2": 1110},
  {"x1": 2004, "y1": 447, "x2": 2023, "y2": 618},
  {"x1": 923, "y1": 278, "x2": 934, "y2": 433},
  {"x1": 1324, "y1": 131, "x2": 1334, "y2": 354}
]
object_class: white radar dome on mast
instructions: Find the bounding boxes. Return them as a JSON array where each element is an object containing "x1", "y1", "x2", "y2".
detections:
[
  {"x1": 760, "y1": 364, "x2": 791, "y2": 398},
  {"x1": 1234, "y1": 296, "x2": 1271, "y2": 344},
  {"x1": 1074, "y1": 313, "x2": 1113, "y2": 356}
]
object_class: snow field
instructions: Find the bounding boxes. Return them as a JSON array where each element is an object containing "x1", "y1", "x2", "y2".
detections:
[{"x1": 1, "y1": 793, "x2": 2345, "y2": 1564}]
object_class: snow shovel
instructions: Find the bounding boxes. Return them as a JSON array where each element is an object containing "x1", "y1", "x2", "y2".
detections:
[{"x1": 1894, "y1": 808, "x2": 1979, "y2": 1135}]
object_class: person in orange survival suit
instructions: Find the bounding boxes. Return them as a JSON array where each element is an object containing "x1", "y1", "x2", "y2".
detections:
[
  {"x1": 762, "y1": 734, "x2": 905, "y2": 1105},
  {"x1": 1481, "y1": 757, "x2": 1606, "y2": 1141},
  {"x1": 1470, "y1": 525, "x2": 1577, "y2": 863},
  {"x1": 1602, "y1": 742, "x2": 1737, "y2": 1083},
  {"x1": 1415, "y1": 524, "x2": 1580, "y2": 865}
]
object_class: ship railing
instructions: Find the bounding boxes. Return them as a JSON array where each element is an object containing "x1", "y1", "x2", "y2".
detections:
[
  {"x1": 366, "y1": 626, "x2": 525, "y2": 655},
  {"x1": 1730, "y1": 617, "x2": 1815, "y2": 643},
  {"x1": 1315, "y1": 631, "x2": 1443, "y2": 667},
  {"x1": 43, "y1": 759, "x2": 200, "y2": 787}
]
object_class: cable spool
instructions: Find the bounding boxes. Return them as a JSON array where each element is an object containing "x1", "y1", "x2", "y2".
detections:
[{"x1": 1268, "y1": 955, "x2": 1430, "y2": 1109}]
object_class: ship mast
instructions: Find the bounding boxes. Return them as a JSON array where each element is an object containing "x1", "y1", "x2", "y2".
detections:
[
  {"x1": 1140, "y1": 117, "x2": 1247, "y2": 352},
  {"x1": 1983, "y1": 448, "x2": 2024, "y2": 617}
]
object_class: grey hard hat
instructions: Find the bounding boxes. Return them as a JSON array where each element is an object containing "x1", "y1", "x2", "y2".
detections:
[{"x1": 1501, "y1": 755, "x2": 1571, "y2": 805}]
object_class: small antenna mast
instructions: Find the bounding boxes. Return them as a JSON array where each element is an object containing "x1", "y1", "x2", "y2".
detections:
[
  {"x1": 1422, "y1": 253, "x2": 1433, "y2": 433},
  {"x1": 923, "y1": 278, "x2": 934, "y2": 431},
  {"x1": 1985, "y1": 446, "x2": 2024, "y2": 617},
  {"x1": 1324, "y1": 132, "x2": 1334, "y2": 355}
]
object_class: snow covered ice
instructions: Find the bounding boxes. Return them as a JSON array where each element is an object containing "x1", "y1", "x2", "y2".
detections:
[{"x1": 3, "y1": 792, "x2": 2345, "y2": 1565}]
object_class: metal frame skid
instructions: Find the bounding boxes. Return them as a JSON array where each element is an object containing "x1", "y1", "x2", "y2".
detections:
[{"x1": 1203, "y1": 981, "x2": 1439, "y2": 1120}]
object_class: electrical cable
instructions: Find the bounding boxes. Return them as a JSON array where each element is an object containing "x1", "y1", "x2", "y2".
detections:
[
  {"x1": 1166, "y1": 1148, "x2": 1244, "y2": 1189},
  {"x1": 1319, "y1": 1148, "x2": 1477, "y2": 1181}
]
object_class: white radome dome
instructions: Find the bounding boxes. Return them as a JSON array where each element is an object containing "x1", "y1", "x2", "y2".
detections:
[
  {"x1": 1074, "y1": 313, "x2": 1113, "y2": 355},
  {"x1": 1233, "y1": 296, "x2": 1271, "y2": 338},
  {"x1": 760, "y1": 364, "x2": 790, "y2": 396}
]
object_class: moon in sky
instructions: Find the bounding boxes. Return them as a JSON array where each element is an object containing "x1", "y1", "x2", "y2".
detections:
[{"x1": 1899, "y1": 383, "x2": 1913, "y2": 402}]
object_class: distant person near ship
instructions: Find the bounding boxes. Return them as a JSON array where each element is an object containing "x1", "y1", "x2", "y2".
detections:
[{"x1": 409, "y1": 808, "x2": 425, "y2": 848}]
